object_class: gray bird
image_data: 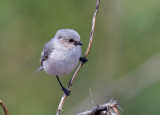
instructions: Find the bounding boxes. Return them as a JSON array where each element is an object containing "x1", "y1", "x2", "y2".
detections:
[{"x1": 37, "y1": 29, "x2": 87, "y2": 96}]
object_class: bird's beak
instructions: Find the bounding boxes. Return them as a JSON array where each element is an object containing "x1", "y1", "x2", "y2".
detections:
[{"x1": 74, "y1": 41, "x2": 83, "y2": 46}]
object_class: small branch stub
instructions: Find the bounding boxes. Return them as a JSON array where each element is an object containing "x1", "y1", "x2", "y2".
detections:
[{"x1": 0, "y1": 100, "x2": 9, "y2": 115}]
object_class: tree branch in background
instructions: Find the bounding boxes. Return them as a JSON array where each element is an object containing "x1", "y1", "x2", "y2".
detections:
[
  {"x1": 0, "y1": 100, "x2": 9, "y2": 115},
  {"x1": 56, "y1": 0, "x2": 101, "y2": 114},
  {"x1": 77, "y1": 99, "x2": 120, "y2": 115}
]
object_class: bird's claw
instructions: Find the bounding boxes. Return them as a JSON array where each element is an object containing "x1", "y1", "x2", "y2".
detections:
[
  {"x1": 62, "y1": 87, "x2": 71, "y2": 96},
  {"x1": 80, "y1": 57, "x2": 88, "y2": 63}
]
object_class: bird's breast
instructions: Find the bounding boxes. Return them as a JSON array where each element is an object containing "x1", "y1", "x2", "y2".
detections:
[{"x1": 43, "y1": 47, "x2": 81, "y2": 76}]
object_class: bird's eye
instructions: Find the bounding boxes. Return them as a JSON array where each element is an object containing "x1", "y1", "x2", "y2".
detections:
[{"x1": 69, "y1": 39, "x2": 74, "y2": 43}]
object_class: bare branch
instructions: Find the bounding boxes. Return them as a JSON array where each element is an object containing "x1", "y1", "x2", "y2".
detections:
[
  {"x1": 77, "y1": 99, "x2": 120, "y2": 115},
  {"x1": 56, "y1": 0, "x2": 101, "y2": 114},
  {"x1": 0, "y1": 100, "x2": 9, "y2": 115}
]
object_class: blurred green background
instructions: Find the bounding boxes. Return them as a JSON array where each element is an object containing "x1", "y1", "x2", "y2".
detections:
[{"x1": 0, "y1": 0, "x2": 160, "y2": 114}]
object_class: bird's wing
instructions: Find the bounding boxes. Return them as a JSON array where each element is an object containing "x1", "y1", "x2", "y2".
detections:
[
  {"x1": 40, "y1": 41, "x2": 54, "y2": 66},
  {"x1": 36, "y1": 41, "x2": 54, "y2": 73}
]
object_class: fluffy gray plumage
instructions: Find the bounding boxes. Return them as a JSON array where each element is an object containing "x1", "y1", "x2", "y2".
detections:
[{"x1": 37, "y1": 29, "x2": 82, "y2": 76}]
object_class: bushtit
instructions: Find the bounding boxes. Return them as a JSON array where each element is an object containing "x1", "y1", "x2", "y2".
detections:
[{"x1": 37, "y1": 29, "x2": 87, "y2": 96}]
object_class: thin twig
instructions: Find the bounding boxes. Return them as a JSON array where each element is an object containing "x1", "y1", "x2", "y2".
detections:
[
  {"x1": 77, "y1": 99, "x2": 120, "y2": 115},
  {"x1": 89, "y1": 88, "x2": 95, "y2": 108},
  {"x1": 56, "y1": 0, "x2": 101, "y2": 115},
  {"x1": 0, "y1": 100, "x2": 9, "y2": 115}
]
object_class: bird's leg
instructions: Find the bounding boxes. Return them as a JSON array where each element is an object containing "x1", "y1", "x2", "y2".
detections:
[
  {"x1": 80, "y1": 57, "x2": 88, "y2": 63},
  {"x1": 56, "y1": 76, "x2": 71, "y2": 96}
]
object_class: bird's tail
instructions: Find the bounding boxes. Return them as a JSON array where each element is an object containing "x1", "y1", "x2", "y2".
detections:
[{"x1": 35, "y1": 66, "x2": 44, "y2": 74}]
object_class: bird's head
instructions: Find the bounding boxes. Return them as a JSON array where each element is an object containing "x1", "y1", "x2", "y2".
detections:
[{"x1": 55, "y1": 29, "x2": 83, "y2": 49}]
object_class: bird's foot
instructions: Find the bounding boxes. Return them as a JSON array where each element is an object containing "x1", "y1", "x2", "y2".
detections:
[
  {"x1": 80, "y1": 57, "x2": 88, "y2": 63},
  {"x1": 62, "y1": 87, "x2": 71, "y2": 96}
]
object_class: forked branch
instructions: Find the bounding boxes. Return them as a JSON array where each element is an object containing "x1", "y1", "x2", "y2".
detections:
[{"x1": 56, "y1": 0, "x2": 101, "y2": 114}]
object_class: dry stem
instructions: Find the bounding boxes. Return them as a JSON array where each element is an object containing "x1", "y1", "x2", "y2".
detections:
[
  {"x1": 0, "y1": 100, "x2": 9, "y2": 115},
  {"x1": 56, "y1": 0, "x2": 101, "y2": 115},
  {"x1": 77, "y1": 99, "x2": 120, "y2": 115}
]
